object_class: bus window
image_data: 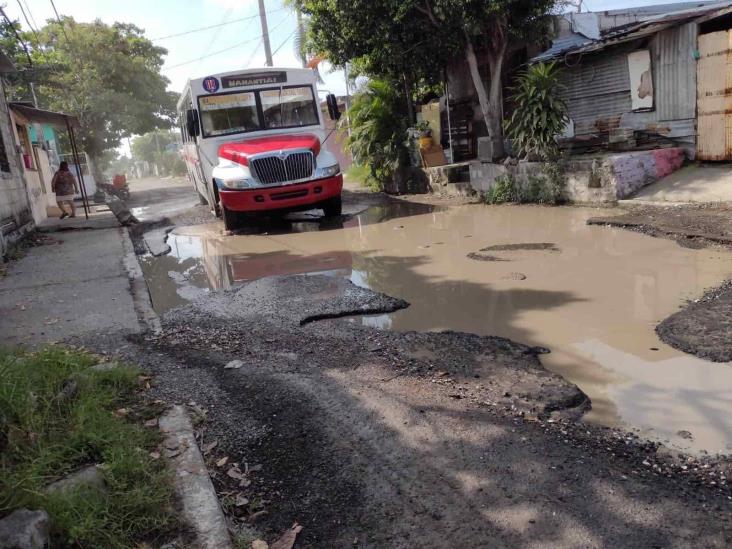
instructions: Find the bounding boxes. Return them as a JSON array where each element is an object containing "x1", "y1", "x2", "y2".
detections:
[
  {"x1": 199, "y1": 92, "x2": 259, "y2": 137},
  {"x1": 260, "y1": 86, "x2": 318, "y2": 129}
]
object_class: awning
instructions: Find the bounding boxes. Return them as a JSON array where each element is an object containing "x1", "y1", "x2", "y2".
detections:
[{"x1": 9, "y1": 102, "x2": 80, "y2": 128}]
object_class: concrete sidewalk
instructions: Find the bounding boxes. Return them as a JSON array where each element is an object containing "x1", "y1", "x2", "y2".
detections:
[
  {"x1": 627, "y1": 164, "x2": 732, "y2": 203},
  {"x1": 0, "y1": 227, "x2": 142, "y2": 347}
]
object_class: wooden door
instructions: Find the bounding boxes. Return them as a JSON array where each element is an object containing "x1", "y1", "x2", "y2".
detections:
[{"x1": 697, "y1": 30, "x2": 732, "y2": 161}]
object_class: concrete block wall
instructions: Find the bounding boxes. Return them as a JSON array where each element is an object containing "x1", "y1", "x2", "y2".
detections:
[
  {"x1": 469, "y1": 162, "x2": 507, "y2": 192},
  {"x1": 467, "y1": 147, "x2": 687, "y2": 203}
]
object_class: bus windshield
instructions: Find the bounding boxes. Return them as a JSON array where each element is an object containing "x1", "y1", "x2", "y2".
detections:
[{"x1": 198, "y1": 85, "x2": 319, "y2": 138}]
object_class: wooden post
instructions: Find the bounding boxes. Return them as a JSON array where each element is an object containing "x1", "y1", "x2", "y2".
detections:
[{"x1": 65, "y1": 118, "x2": 89, "y2": 219}]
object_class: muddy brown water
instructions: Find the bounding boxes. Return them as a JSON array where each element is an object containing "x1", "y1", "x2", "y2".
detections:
[{"x1": 140, "y1": 203, "x2": 732, "y2": 455}]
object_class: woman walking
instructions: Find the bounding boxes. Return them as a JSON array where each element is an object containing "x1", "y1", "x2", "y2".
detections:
[{"x1": 51, "y1": 161, "x2": 78, "y2": 219}]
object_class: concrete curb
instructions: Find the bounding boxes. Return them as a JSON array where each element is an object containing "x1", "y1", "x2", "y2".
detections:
[
  {"x1": 121, "y1": 227, "x2": 162, "y2": 334},
  {"x1": 159, "y1": 405, "x2": 232, "y2": 549}
]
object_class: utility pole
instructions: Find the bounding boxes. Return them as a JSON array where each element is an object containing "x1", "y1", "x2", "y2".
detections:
[{"x1": 258, "y1": 0, "x2": 273, "y2": 67}]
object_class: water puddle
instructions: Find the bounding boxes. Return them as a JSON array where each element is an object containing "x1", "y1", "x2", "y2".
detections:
[{"x1": 143, "y1": 202, "x2": 732, "y2": 455}]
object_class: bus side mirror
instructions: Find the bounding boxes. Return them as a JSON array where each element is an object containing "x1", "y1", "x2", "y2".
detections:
[
  {"x1": 186, "y1": 109, "x2": 200, "y2": 137},
  {"x1": 326, "y1": 94, "x2": 341, "y2": 121}
]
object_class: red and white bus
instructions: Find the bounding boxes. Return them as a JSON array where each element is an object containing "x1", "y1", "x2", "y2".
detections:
[{"x1": 177, "y1": 67, "x2": 343, "y2": 230}]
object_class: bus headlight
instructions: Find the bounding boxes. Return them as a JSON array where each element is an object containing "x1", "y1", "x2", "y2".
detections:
[
  {"x1": 316, "y1": 163, "x2": 340, "y2": 178},
  {"x1": 222, "y1": 177, "x2": 256, "y2": 189}
]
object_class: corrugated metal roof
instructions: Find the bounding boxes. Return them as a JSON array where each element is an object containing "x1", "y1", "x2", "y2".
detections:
[
  {"x1": 534, "y1": 33, "x2": 594, "y2": 62},
  {"x1": 9, "y1": 103, "x2": 80, "y2": 128},
  {"x1": 534, "y1": 1, "x2": 732, "y2": 62}
]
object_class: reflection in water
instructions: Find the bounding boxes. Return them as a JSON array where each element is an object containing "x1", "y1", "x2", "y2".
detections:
[{"x1": 153, "y1": 202, "x2": 732, "y2": 454}]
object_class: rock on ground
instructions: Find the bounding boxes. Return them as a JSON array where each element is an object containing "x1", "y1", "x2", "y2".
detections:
[
  {"x1": 657, "y1": 280, "x2": 732, "y2": 362},
  {"x1": 45, "y1": 465, "x2": 105, "y2": 495},
  {"x1": 0, "y1": 509, "x2": 50, "y2": 549}
]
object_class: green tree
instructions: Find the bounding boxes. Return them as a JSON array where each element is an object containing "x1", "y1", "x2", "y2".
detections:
[
  {"x1": 131, "y1": 129, "x2": 178, "y2": 164},
  {"x1": 291, "y1": 0, "x2": 457, "y2": 122},
  {"x1": 417, "y1": 1, "x2": 555, "y2": 157},
  {"x1": 0, "y1": 16, "x2": 176, "y2": 180},
  {"x1": 294, "y1": 1, "x2": 555, "y2": 156},
  {"x1": 132, "y1": 129, "x2": 185, "y2": 177}
]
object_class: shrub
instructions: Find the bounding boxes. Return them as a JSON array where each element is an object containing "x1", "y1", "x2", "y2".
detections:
[
  {"x1": 483, "y1": 163, "x2": 566, "y2": 206},
  {"x1": 483, "y1": 174, "x2": 517, "y2": 204},
  {"x1": 344, "y1": 79, "x2": 411, "y2": 191},
  {"x1": 505, "y1": 62, "x2": 568, "y2": 161}
]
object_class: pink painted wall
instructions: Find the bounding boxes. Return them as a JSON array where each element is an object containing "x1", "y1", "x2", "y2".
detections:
[
  {"x1": 610, "y1": 147, "x2": 687, "y2": 199},
  {"x1": 653, "y1": 148, "x2": 685, "y2": 179}
]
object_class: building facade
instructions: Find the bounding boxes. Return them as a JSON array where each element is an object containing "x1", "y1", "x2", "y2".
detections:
[{"x1": 0, "y1": 52, "x2": 34, "y2": 256}]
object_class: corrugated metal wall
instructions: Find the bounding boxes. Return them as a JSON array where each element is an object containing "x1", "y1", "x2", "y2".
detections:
[
  {"x1": 560, "y1": 47, "x2": 632, "y2": 136},
  {"x1": 654, "y1": 23, "x2": 698, "y2": 122},
  {"x1": 560, "y1": 22, "x2": 698, "y2": 149}
]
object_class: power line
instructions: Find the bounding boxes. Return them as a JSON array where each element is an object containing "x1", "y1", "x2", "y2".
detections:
[
  {"x1": 196, "y1": 7, "x2": 235, "y2": 67},
  {"x1": 244, "y1": 39, "x2": 263, "y2": 69},
  {"x1": 16, "y1": 0, "x2": 39, "y2": 41},
  {"x1": 162, "y1": 14, "x2": 291, "y2": 72},
  {"x1": 48, "y1": 0, "x2": 71, "y2": 42},
  {"x1": 151, "y1": 6, "x2": 286, "y2": 41},
  {"x1": 162, "y1": 36, "x2": 261, "y2": 71},
  {"x1": 271, "y1": 27, "x2": 297, "y2": 57},
  {"x1": 21, "y1": 0, "x2": 39, "y2": 31},
  {"x1": 0, "y1": 6, "x2": 33, "y2": 67}
]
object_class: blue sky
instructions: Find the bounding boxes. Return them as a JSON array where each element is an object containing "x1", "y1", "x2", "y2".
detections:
[{"x1": 10, "y1": 1, "x2": 705, "y2": 97}]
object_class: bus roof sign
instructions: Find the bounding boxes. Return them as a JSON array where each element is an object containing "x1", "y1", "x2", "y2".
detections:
[{"x1": 221, "y1": 71, "x2": 287, "y2": 89}]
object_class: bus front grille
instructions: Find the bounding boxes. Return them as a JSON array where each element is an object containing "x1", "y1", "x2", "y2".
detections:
[{"x1": 251, "y1": 152, "x2": 314, "y2": 185}]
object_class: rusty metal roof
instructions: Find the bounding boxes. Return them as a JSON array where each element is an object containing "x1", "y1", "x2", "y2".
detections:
[
  {"x1": 535, "y1": 1, "x2": 732, "y2": 61},
  {"x1": 9, "y1": 102, "x2": 80, "y2": 128}
]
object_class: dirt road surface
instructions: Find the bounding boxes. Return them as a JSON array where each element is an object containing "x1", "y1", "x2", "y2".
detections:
[{"x1": 80, "y1": 177, "x2": 731, "y2": 547}]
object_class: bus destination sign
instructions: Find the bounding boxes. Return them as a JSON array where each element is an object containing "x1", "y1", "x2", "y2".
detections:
[{"x1": 221, "y1": 72, "x2": 288, "y2": 89}]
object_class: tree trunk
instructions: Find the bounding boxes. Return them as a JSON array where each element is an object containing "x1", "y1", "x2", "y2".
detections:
[
  {"x1": 464, "y1": 36, "x2": 493, "y2": 145},
  {"x1": 486, "y1": 44, "x2": 507, "y2": 159},
  {"x1": 402, "y1": 73, "x2": 415, "y2": 124}
]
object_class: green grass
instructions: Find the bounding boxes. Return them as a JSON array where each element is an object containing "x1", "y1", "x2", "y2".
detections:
[
  {"x1": 344, "y1": 163, "x2": 382, "y2": 192},
  {"x1": 0, "y1": 346, "x2": 175, "y2": 548}
]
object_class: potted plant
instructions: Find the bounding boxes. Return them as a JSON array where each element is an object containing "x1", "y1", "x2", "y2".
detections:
[{"x1": 414, "y1": 120, "x2": 433, "y2": 149}]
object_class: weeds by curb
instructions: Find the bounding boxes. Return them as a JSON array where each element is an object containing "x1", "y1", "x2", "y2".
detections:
[{"x1": 0, "y1": 346, "x2": 177, "y2": 548}]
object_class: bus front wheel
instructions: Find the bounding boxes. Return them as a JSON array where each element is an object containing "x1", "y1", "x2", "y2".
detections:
[
  {"x1": 221, "y1": 205, "x2": 244, "y2": 231},
  {"x1": 322, "y1": 196, "x2": 342, "y2": 218}
]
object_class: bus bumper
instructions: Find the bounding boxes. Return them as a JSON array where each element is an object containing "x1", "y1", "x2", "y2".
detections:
[{"x1": 219, "y1": 174, "x2": 343, "y2": 213}]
